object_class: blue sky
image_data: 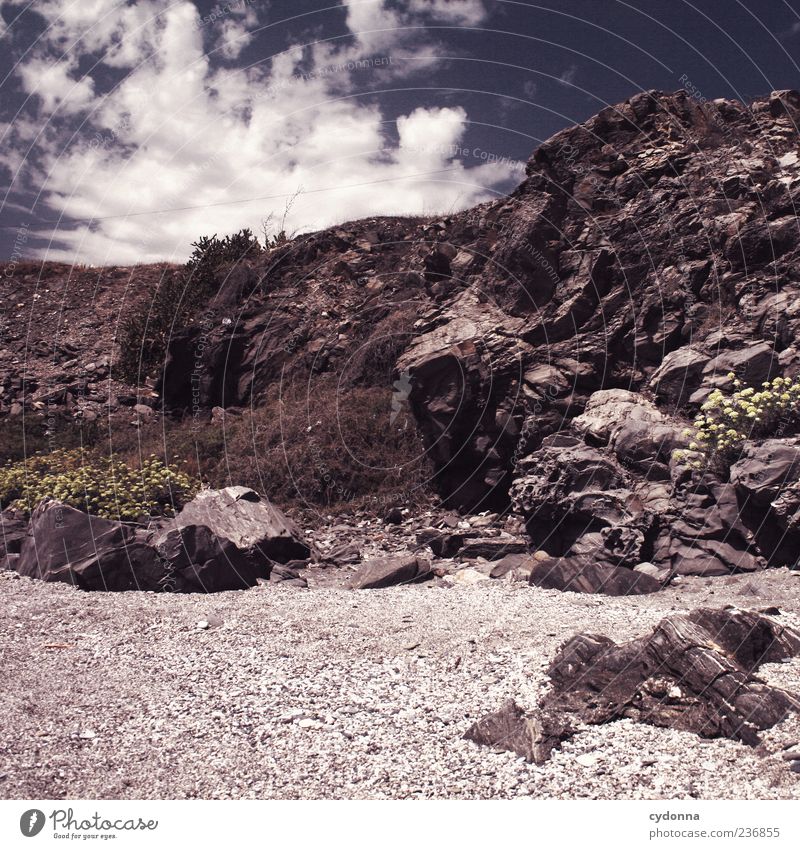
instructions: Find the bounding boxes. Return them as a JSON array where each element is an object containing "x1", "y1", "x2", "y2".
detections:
[{"x1": 1, "y1": 0, "x2": 800, "y2": 265}]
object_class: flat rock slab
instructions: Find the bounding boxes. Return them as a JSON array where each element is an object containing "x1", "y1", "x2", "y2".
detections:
[
  {"x1": 457, "y1": 537, "x2": 528, "y2": 560},
  {"x1": 466, "y1": 607, "x2": 800, "y2": 763},
  {"x1": 529, "y1": 556, "x2": 661, "y2": 596},
  {"x1": 352, "y1": 553, "x2": 432, "y2": 589}
]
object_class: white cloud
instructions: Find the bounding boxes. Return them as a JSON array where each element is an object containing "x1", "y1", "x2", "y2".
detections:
[
  {"x1": 406, "y1": 0, "x2": 488, "y2": 26},
  {"x1": 397, "y1": 105, "x2": 467, "y2": 161},
  {"x1": 214, "y1": 18, "x2": 253, "y2": 60},
  {"x1": 2, "y1": 0, "x2": 517, "y2": 265},
  {"x1": 18, "y1": 56, "x2": 95, "y2": 114},
  {"x1": 558, "y1": 64, "x2": 578, "y2": 86}
]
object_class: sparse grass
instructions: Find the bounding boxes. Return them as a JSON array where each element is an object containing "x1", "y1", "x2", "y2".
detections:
[
  {"x1": 223, "y1": 377, "x2": 434, "y2": 508},
  {"x1": 97, "y1": 373, "x2": 435, "y2": 511}
]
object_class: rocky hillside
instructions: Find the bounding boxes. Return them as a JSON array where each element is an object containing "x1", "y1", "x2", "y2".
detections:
[{"x1": 4, "y1": 88, "x2": 800, "y2": 585}]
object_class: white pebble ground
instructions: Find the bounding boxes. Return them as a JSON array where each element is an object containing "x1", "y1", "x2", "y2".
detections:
[{"x1": 1, "y1": 569, "x2": 800, "y2": 799}]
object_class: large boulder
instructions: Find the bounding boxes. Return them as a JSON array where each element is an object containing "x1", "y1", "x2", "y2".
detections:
[
  {"x1": 651, "y1": 477, "x2": 762, "y2": 576},
  {"x1": 0, "y1": 508, "x2": 28, "y2": 569},
  {"x1": 611, "y1": 418, "x2": 682, "y2": 480},
  {"x1": 168, "y1": 486, "x2": 310, "y2": 564},
  {"x1": 14, "y1": 487, "x2": 309, "y2": 593},
  {"x1": 510, "y1": 435, "x2": 642, "y2": 555},
  {"x1": 396, "y1": 290, "x2": 531, "y2": 511},
  {"x1": 153, "y1": 523, "x2": 268, "y2": 592},
  {"x1": 466, "y1": 608, "x2": 800, "y2": 763},
  {"x1": 649, "y1": 347, "x2": 710, "y2": 408},
  {"x1": 570, "y1": 389, "x2": 664, "y2": 446},
  {"x1": 16, "y1": 500, "x2": 165, "y2": 591},
  {"x1": 570, "y1": 389, "x2": 683, "y2": 480},
  {"x1": 689, "y1": 342, "x2": 779, "y2": 406}
]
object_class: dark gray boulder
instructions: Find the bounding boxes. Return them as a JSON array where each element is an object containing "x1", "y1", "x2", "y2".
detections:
[
  {"x1": 730, "y1": 439, "x2": 800, "y2": 567},
  {"x1": 16, "y1": 500, "x2": 165, "y2": 591},
  {"x1": 149, "y1": 486, "x2": 310, "y2": 591},
  {"x1": 649, "y1": 347, "x2": 710, "y2": 408},
  {"x1": 529, "y1": 555, "x2": 661, "y2": 596},
  {"x1": 466, "y1": 608, "x2": 800, "y2": 763},
  {"x1": 652, "y1": 477, "x2": 762, "y2": 575},
  {"x1": 510, "y1": 436, "x2": 641, "y2": 555},
  {"x1": 153, "y1": 524, "x2": 268, "y2": 592},
  {"x1": 1, "y1": 508, "x2": 28, "y2": 569},
  {"x1": 689, "y1": 342, "x2": 779, "y2": 406},
  {"x1": 352, "y1": 553, "x2": 432, "y2": 589},
  {"x1": 170, "y1": 486, "x2": 310, "y2": 564}
]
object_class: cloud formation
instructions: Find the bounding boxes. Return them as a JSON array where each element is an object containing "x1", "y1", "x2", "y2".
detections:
[{"x1": 0, "y1": 0, "x2": 522, "y2": 264}]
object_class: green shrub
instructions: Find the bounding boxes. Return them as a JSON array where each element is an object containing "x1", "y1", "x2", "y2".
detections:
[
  {"x1": 117, "y1": 229, "x2": 261, "y2": 383},
  {"x1": 675, "y1": 373, "x2": 800, "y2": 471},
  {"x1": 184, "y1": 229, "x2": 261, "y2": 292},
  {"x1": 0, "y1": 449, "x2": 200, "y2": 521}
]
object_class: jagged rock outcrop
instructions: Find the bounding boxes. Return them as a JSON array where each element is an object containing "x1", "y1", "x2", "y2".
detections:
[
  {"x1": 399, "y1": 89, "x2": 800, "y2": 515},
  {"x1": 7, "y1": 89, "x2": 800, "y2": 581},
  {"x1": 465, "y1": 608, "x2": 800, "y2": 762}
]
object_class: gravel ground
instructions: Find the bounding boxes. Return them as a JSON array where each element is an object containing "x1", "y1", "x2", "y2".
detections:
[{"x1": 2, "y1": 568, "x2": 800, "y2": 800}]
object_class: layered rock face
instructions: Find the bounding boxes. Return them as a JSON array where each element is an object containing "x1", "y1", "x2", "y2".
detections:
[
  {"x1": 400, "y1": 89, "x2": 800, "y2": 510},
  {"x1": 6, "y1": 89, "x2": 800, "y2": 587},
  {"x1": 465, "y1": 607, "x2": 800, "y2": 762},
  {"x1": 152, "y1": 89, "x2": 800, "y2": 580}
]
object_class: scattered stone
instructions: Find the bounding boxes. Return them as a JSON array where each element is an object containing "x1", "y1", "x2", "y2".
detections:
[
  {"x1": 529, "y1": 556, "x2": 661, "y2": 596},
  {"x1": 415, "y1": 528, "x2": 466, "y2": 558},
  {"x1": 456, "y1": 537, "x2": 528, "y2": 561},
  {"x1": 448, "y1": 568, "x2": 490, "y2": 586},
  {"x1": 489, "y1": 554, "x2": 535, "y2": 580},
  {"x1": 463, "y1": 700, "x2": 566, "y2": 764},
  {"x1": 351, "y1": 553, "x2": 432, "y2": 589},
  {"x1": 384, "y1": 507, "x2": 404, "y2": 525}
]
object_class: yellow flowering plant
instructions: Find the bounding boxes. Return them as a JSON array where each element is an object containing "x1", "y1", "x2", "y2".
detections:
[
  {"x1": 675, "y1": 373, "x2": 800, "y2": 472},
  {"x1": 0, "y1": 449, "x2": 200, "y2": 522}
]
